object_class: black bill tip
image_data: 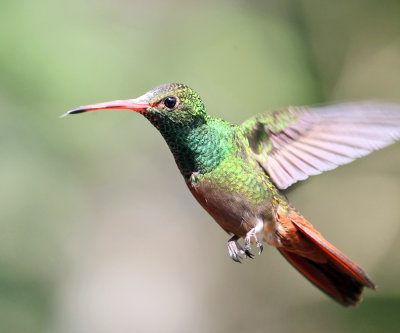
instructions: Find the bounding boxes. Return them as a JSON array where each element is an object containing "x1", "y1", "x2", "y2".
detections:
[{"x1": 60, "y1": 108, "x2": 87, "y2": 118}]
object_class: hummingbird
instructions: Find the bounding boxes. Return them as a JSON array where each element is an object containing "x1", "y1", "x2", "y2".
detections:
[{"x1": 64, "y1": 83, "x2": 400, "y2": 306}]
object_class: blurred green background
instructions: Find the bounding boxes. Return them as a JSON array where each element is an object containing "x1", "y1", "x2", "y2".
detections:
[{"x1": 1, "y1": 0, "x2": 400, "y2": 332}]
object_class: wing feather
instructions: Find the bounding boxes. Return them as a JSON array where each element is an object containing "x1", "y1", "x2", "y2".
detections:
[{"x1": 242, "y1": 102, "x2": 400, "y2": 189}]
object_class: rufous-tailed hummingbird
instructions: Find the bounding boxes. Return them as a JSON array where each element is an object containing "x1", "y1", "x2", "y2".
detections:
[{"x1": 64, "y1": 83, "x2": 400, "y2": 306}]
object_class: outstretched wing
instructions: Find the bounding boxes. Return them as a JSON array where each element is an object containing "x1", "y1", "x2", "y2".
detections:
[{"x1": 241, "y1": 102, "x2": 400, "y2": 190}]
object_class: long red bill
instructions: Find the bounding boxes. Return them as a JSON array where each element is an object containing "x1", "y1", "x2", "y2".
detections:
[{"x1": 61, "y1": 99, "x2": 151, "y2": 118}]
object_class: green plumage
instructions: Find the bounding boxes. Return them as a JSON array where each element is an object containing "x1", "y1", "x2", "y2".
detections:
[
  {"x1": 141, "y1": 84, "x2": 282, "y2": 210},
  {"x1": 242, "y1": 107, "x2": 299, "y2": 155}
]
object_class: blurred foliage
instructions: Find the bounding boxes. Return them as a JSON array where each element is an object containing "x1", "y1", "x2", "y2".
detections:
[{"x1": 1, "y1": 0, "x2": 400, "y2": 332}]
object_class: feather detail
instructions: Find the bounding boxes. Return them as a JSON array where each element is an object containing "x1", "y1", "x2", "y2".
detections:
[
  {"x1": 276, "y1": 212, "x2": 376, "y2": 306},
  {"x1": 242, "y1": 102, "x2": 400, "y2": 189}
]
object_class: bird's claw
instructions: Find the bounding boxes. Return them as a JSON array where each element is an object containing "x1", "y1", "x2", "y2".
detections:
[
  {"x1": 228, "y1": 229, "x2": 263, "y2": 263},
  {"x1": 243, "y1": 239, "x2": 254, "y2": 258},
  {"x1": 245, "y1": 228, "x2": 264, "y2": 256},
  {"x1": 245, "y1": 249, "x2": 254, "y2": 259},
  {"x1": 228, "y1": 236, "x2": 244, "y2": 263},
  {"x1": 257, "y1": 242, "x2": 264, "y2": 255}
]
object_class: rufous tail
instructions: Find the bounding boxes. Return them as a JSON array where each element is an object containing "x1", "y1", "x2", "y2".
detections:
[{"x1": 276, "y1": 211, "x2": 376, "y2": 306}]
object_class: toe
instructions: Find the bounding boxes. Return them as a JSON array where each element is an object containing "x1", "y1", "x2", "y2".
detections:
[{"x1": 244, "y1": 249, "x2": 254, "y2": 259}]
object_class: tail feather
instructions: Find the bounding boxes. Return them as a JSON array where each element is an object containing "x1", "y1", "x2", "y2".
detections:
[
  {"x1": 279, "y1": 248, "x2": 367, "y2": 306},
  {"x1": 277, "y1": 211, "x2": 376, "y2": 306}
]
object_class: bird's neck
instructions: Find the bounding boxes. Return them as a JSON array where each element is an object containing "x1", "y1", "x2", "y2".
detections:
[{"x1": 145, "y1": 114, "x2": 233, "y2": 178}]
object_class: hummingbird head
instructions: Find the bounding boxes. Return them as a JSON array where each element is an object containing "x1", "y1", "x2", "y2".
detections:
[
  {"x1": 63, "y1": 83, "x2": 208, "y2": 129},
  {"x1": 65, "y1": 83, "x2": 231, "y2": 176}
]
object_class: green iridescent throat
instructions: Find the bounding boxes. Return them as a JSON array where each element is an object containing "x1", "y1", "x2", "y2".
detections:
[{"x1": 143, "y1": 112, "x2": 232, "y2": 177}]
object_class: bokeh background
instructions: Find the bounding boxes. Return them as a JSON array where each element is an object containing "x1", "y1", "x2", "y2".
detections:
[{"x1": 1, "y1": 0, "x2": 400, "y2": 332}]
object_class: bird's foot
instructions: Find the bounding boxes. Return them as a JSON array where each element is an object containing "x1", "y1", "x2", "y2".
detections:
[
  {"x1": 244, "y1": 228, "x2": 264, "y2": 255},
  {"x1": 227, "y1": 236, "x2": 254, "y2": 263}
]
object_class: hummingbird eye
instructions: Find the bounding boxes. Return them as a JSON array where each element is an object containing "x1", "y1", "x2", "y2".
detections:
[{"x1": 163, "y1": 96, "x2": 177, "y2": 110}]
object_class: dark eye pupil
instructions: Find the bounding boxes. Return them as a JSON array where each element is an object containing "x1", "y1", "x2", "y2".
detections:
[{"x1": 164, "y1": 96, "x2": 177, "y2": 109}]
